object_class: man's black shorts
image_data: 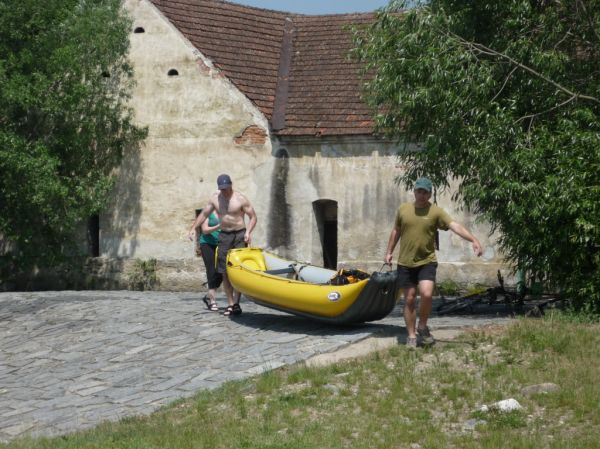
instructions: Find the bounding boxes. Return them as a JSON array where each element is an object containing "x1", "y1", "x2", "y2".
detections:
[
  {"x1": 396, "y1": 262, "x2": 438, "y2": 289},
  {"x1": 216, "y1": 229, "x2": 246, "y2": 274}
]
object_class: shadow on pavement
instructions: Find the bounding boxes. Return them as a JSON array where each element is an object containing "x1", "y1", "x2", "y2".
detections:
[{"x1": 229, "y1": 307, "x2": 401, "y2": 337}]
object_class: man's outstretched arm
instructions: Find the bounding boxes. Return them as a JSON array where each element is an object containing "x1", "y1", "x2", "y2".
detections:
[{"x1": 448, "y1": 221, "x2": 483, "y2": 256}]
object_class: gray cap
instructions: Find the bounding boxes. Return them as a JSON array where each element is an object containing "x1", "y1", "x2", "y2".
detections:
[
  {"x1": 217, "y1": 174, "x2": 232, "y2": 190},
  {"x1": 414, "y1": 177, "x2": 433, "y2": 192}
]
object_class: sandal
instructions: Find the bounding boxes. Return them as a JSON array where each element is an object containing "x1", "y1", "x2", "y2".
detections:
[
  {"x1": 231, "y1": 303, "x2": 242, "y2": 315},
  {"x1": 223, "y1": 303, "x2": 242, "y2": 316},
  {"x1": 202, "y1": 296, "x2": 219, "y2": 312}
]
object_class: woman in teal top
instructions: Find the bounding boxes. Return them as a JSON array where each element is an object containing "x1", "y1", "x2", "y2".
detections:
[{"x1": 199, "y1": 212, "x2": 222, "y2": 311}]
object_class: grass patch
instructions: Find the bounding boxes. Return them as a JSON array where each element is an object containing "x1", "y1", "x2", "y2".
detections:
[
  {"x1": 471, "y1": 409, "x2": 528, "y2": 430},
  {"x1": 437, "y1": 279, "x2": 462, "y2": 296},
  {"x1": 3, "y1": 313, "x2": 600, "y2": 449}
]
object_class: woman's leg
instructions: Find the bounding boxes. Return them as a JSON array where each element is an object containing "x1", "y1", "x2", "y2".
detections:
[{"x1": 200, "y1": 243, "x2": 220, "y2": 308}]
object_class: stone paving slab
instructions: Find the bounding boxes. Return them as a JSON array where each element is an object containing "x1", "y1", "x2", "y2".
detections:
[{"x1": 0, "y1": 291, "x2": 512, "y2": 442}]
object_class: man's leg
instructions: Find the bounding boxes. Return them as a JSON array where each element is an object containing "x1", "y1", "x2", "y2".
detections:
[
  {"x1": 417, "y1": 279, "x2": 436, "y2": 345},
  {"x1": 403, "y1": 286, "x2": 418, "y2": 339},
  {"x1": 222, "y1": 273, "x2": 235, "y2": 307},
  {"x1": 230, "y1": 231, "x2": 246, "y2": 305},
  {"x1": 417, "y1": 280, "x2": 435, "y2": 329}
]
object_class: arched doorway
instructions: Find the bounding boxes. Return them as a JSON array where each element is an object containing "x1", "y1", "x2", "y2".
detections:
[{"x1": 312, "y1": 200, "x2": 337, "y2": 269}]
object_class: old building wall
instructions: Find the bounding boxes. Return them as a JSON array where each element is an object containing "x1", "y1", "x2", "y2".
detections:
[
  {"x1": 271, "y1": 136, "x2": 506, "y2": 285},
  {"x1": 101, "y1": 0, "x2": 273, "y2": 289},
  {"x1": 95, "y1": 1, "x2": 509, "y2": 291}
]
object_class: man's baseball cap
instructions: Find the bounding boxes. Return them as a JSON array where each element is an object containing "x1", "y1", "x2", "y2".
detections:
[
  {"x1": 414, "y1": 177, "x2": 433, "y2": 192},
  {"x1": 217, "y1": 174, "x2": 232, "y2": 189}
]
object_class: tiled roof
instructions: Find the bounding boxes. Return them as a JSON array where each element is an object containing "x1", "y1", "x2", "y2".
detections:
[
  {"x1": 149, "y1": 0, "x2": 376, "y2": 136},
  {"x1": 282, "y1": 14, "x2": 375, "y2": 136}
]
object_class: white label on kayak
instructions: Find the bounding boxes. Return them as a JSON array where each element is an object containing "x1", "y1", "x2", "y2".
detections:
[{"x1": 328, "y1": 292, "x2": 341, "y2": 302}]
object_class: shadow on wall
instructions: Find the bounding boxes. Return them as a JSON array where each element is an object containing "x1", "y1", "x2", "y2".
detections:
[
  {"x1": 268, "y1": 149, "x2": 291, "y2": 253},
  {"x1": 101, "y1": 140, "x2": 144, "y2": 258}
]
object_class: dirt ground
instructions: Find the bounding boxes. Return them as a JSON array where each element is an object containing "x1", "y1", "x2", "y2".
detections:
[{"x1": 305, "y1": 328, "x2": 472, "y2": 367}]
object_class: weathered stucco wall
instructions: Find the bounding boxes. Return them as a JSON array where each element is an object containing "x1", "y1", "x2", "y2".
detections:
[{"x1": 102, "y1": 0, "x2": 273, "y2": 278}]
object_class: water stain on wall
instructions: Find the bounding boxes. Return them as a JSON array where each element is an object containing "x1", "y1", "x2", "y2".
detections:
[{"x1": 268, "y1": 149, "x2": 291, "y2": 249}]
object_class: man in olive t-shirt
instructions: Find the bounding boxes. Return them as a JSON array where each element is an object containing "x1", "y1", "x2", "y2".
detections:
[{"x1": 384, "y1": 177, "x2": 483, "y2": 348}]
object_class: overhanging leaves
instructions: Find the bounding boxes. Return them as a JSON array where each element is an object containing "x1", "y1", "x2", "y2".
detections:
[{"x1": 352, "y1": 0, "x2": 600, "y2": 309}]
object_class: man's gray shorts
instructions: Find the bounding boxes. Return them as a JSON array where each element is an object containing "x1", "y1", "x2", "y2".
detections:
[{"x1": 217, "y1": 229, "x2": 246, "y2": 274}]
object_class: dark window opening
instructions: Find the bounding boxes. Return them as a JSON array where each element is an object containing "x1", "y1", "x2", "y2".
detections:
[
  {"x1": 168, "y1": 69, "x2": 179, "y2": 76},
  {"x1": 87, "y1": 214, "x2": 100, "y2": 257},
  {"x1": 194, "y1": 209, "x2": 202, "y2": 256},
  {"x1": 134, "y1": 27, "x2": 145, "y2": 33},
  {"x1": 313, "y1": 200, "x2": 337, "y2": 269}
]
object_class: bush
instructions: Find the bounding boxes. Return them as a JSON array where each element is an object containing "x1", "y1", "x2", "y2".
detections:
[{"x1": 127, "y1": 259, "x2": 160, "y2": 291}]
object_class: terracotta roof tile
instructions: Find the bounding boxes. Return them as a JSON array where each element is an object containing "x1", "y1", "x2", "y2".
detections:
[{"x1": 149, "y1": 0, "x2": 377, "y2": 136}]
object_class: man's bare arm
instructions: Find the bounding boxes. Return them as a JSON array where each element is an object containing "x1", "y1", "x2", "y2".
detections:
[
  {"x1": 242, "y1": 202, "x2": 257, "y2": 244},
  {"x1": 448, "y1": 221, "x2": 483, "y2": 256},
  {"x1": 384, "y1": 226, "x2": 400, "y2": 265}
]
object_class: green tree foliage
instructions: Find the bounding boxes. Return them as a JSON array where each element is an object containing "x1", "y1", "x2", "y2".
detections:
[
  {"x1": 0, "y1": 0, "x2": 146, "y2": 279},
  {"x1": 353, "y1": 0, "x2": 600, "y2": 309}
]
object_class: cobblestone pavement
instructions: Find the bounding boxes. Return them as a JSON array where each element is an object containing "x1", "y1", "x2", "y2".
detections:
[{"x1": 0, "y1": 291, "x2": 513, "y2": 442}]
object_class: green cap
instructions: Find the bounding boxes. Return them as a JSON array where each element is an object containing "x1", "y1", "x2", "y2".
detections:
[{"x1": 414, "y1": 177, "x2": 433, "y2": 192}]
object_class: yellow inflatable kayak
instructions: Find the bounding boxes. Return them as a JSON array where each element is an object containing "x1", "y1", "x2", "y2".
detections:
[{"x1": 226, "y1": 247, "x2": 398, "y2": 324}]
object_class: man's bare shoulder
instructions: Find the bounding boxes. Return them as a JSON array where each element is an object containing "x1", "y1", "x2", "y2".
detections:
[
  {"x1": 233, "y1": 190, "x2": 250, "y2": 203},
  {"x1": 208, "y1": 190, "x2": 220, "y2": 205}
]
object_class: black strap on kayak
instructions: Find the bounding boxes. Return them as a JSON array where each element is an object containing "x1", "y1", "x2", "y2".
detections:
[
  {"x1": 264, "y1": 266, "x2": 295, "y2": 275},
  {"x1": 291, "y1": 263, "x2": 307, "y2": 281}
]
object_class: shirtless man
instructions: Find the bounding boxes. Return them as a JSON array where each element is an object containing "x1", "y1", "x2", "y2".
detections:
[{"x1": 188, "y1": 174, "x2": 257, "y2": 316}]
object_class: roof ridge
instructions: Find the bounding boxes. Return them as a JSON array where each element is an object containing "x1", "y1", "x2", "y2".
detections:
[{"x1": 272, "y1": 18, "x2": 295, "y2": 131}]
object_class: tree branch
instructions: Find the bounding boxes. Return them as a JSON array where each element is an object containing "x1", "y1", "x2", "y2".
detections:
[
  {"x1": 553, "y1": 29, "x2": 572, "y2": 51},
  {"x1": 516, "y1": 95, "x2": 578, "y2": 124},
  {"x1": 446, "y1": 31, "x2": 600, "y2": 105},
  {"x1": 491, "y1": 66, "x2": 518, "y2": 104}
]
